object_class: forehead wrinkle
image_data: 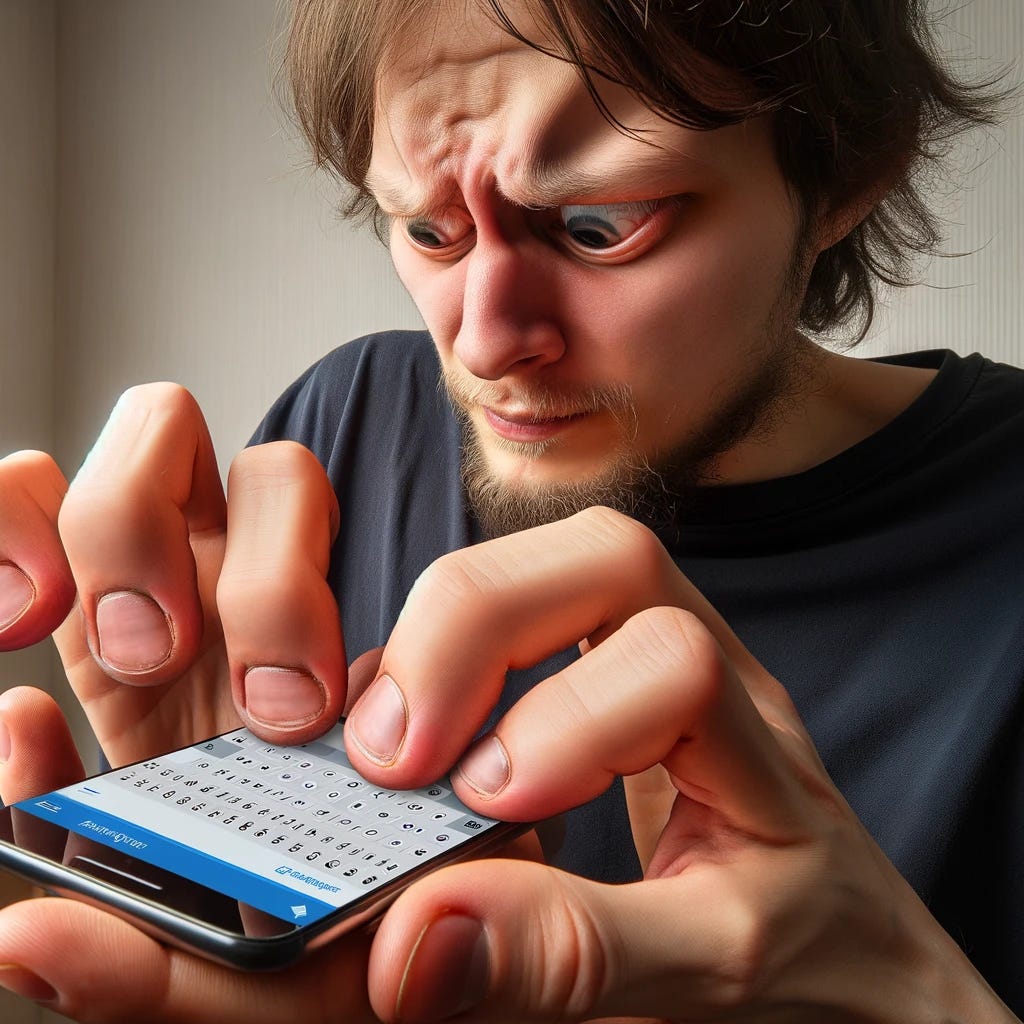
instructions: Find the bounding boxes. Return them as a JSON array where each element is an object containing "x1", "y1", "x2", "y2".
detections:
[
  {"x1": 369, "y1": 82, "x2": 474, "y2": 218},
  {"x1": 370, "y1": 7, "x2": 730, "y2": 218},
  {"x1": 369, "y1": 130, "x2": 716, "y2": 217}
]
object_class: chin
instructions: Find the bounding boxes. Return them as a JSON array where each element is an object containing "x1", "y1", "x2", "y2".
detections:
[{"x1": 463, "y1": 442, "x2": 650, "y2": 538}]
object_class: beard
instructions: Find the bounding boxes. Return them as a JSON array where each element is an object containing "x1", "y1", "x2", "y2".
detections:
[{"x1": 447, "y1": 278, "x2": 818, "y2": 541}]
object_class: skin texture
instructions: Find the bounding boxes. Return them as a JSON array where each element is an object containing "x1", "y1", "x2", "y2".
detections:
[
  {"x1": 0, "y1": 3, "x2": 1017, "y2": 1023},
  {"x1": 372, "y1": 4, "x2": 934, "y2": 524}
]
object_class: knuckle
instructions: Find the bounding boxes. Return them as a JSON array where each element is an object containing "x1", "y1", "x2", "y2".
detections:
[
  {"x1": 511, "y1": 877, "x2": 611, "y2": 1019},
  {"x1": 230, "y1": 439, "x2": 322, "y2": 480},
  {"x1": 705, "y1": 892, "x2": 774, "y2": 1009},
  {"x1": 226, "y1": 443, "x2": 337, "y2": 563},
  {"x1": 109, "y1": 382, "x2": 204, "y2": 444},
  {"x1": 572, "y1": 506, "x2": 673, "y2": 587},
  {"x1": 573, "y1": 505, "x2": 653, "y2": 552},
  {"x1": 623, "y1": 606, "x2": 724, "y2": 692},
  {"x1": 117, "y1": 380, "x2": 197, "y2": 417},
  {"x1": 411, "y1": 549, "x2": 506, "y2": 617},
  {"x1": 0, "y1": 448, "x2": 59, "y2": 480},
  {"x1": 67, "y1": 383, "x2": 207, "y2": 505},
  {"x1": 0, "y1": 452, "x2": 66, "y2": 533},
  {"x1": 228, "y1": 443, "x2": 335, "y2": 525},
  {"x1": 218, "y1": 558, "x2": 315, "y2": 612}
]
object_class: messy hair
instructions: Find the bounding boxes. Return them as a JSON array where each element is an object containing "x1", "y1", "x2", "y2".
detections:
[{"x1": 286, "y1": 0, "x2": 1010, "y2": 341}]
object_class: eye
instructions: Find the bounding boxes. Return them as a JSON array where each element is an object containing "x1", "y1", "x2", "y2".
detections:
[
  {"x1": 407, "y1": 222, "x2": 447, "y2": 247},
  {"x1": 558, "y1": 199, "x2": 664, "y2": 251},
  {"x1": 403, "y1": 211, "x2": 474, "y2": 257}
]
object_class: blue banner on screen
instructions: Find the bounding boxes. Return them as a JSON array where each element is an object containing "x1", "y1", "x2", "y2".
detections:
[{"x1": 18, "y1": 794, "x2": 337, "y2": 925}]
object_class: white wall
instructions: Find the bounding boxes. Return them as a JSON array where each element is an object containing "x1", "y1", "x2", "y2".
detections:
[
  {"x1": 860, "y1": 2, "x2": 1024, "y2": 364},
  {"x1": 0, "y1": 0, "x2": 55, "y2": 456},
  {"x1": 52, "y1": 0, "x2": 422, "y2": 477}
]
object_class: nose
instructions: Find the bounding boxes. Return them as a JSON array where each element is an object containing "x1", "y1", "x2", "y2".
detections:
[{"x1": 453, "y1": 232, "x2": 566, "y2": 381}]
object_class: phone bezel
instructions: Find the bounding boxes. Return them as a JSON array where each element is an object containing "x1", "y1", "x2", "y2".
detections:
[{"x1": 0, "y1": 730, "x2": 530, "y2": 971}]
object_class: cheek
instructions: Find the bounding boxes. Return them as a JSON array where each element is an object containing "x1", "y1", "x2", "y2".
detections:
[
  {"x1": 557, "y1": 205, "x2": 799, "y2": 432},
  {"x1": 390, "y1": 237, "x2": 466, "y2": 352}
]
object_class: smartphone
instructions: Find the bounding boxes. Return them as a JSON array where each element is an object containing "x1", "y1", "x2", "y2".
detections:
[{"x1": 0, "y1": 722, "x2": 526, "y2": 970}]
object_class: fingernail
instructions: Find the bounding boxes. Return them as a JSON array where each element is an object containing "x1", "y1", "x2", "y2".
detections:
[
  {"x1": 0, "y1": 718, "x2": 10, "y2": 763},
  {"x1": 0, "y1": 563, "x2": 35, "y2": 630},
  {"x1": 396, "y1": 915, "x2": 489, "y2": 1023},
  {"x1": 95, "y1": 591, "x2": 173, "y2": 672},
  {"x1": 0, "y1": 964, "x2": 58, "y2": 1003},
  {"x1": 456, "y1": 736, "x2": 511, "y2": 798},
  {"x1": 346, "y1": 675, "x2": 407, "y2": 766},
  {"x1": 244, "y1": 667, "x2": 326, "y2": 729}
]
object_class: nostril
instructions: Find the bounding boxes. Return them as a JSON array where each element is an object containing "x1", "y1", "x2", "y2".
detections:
[{"x1": 452, "y1": 322, "x2": 566, "y2": 382}]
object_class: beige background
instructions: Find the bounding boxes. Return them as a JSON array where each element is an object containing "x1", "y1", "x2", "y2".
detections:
[{"x1": 0, "y1": 1, "x2": 1021, "y2": 1021}]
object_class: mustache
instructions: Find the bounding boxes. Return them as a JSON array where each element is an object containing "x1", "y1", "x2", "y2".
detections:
[{"x1": 441, "y1": 370, "x2": 636, "y2": 426}]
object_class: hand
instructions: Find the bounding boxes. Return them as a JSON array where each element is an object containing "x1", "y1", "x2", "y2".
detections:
[
  {"x1": 0, "y1": 686, "x2": 548, "y2": 1022},
  {"x1": 338, "y1": 507, "x2": 1017, "y2": 1023},
  {"x1": 0, "y1": 383, "x2": 345, "y2": 765},
  {"x1": 0, "y1": 686, "x2": 379, "y2": 1022}
]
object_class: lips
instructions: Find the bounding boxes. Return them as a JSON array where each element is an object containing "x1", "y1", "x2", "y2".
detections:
[{"x1": 482, "y1": 406, "x2": 587, "y2": 443}]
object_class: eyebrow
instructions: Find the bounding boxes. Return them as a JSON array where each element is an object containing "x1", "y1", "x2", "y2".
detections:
[
  {"x1": 365, "y1": 154, "x2": 677, "y2": 220},
  {"x1": 497, "y1": 161, "x2": 627, "y2": 209}
]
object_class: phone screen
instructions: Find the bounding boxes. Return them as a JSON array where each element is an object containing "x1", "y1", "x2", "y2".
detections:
[{"x1": 0, "y1": 723, "x2": 517, "y2": 968}]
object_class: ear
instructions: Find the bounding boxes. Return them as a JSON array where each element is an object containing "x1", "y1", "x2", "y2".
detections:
[
  {"x1": 808, "y1": 149, "x2": 914, "y2": 255},
  {"x1": 811, "y1": 196, "x2": 874, "y2": 255}
]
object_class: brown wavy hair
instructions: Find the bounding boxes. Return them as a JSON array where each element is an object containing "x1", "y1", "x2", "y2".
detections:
[{"x1": 285, "y1": 0, "x2": 1010, "y2": 341}]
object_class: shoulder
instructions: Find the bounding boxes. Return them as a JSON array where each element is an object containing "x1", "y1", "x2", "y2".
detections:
[
  {"x1": 881, "y1": 348, "x2": 1024, "y2": 454},
  {"x1": 938, "y1": 351, "x2": 1024, "y2": 458},
  {"x1": 278, "y1": 329, "x2": 438, "y2": 409},
  {"x1": 315, "y1": 329, "x2": 438, "y2": 379},
  {"x1": 963, "y1": 352, "x2": 1024, "y2": 415},
  {"x1": 251, "y1": 330, "x2": 440, "y2": 448},
  {"x1": 889, "y1": 348, "x2": 1024, "y2": 402}
]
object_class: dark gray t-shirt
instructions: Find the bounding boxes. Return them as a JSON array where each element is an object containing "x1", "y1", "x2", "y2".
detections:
[{"x1": 253, "y1": 331, "x2": 1024, "y2": 1012}]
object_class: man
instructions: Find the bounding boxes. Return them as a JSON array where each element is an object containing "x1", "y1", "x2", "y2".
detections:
[{"x1": 0, "y1": 0, "x2": 1021, "y2": 1020}]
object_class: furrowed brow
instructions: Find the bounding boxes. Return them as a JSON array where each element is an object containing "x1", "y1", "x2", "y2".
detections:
[
  {"x1": 364, "y1": 175, "x2": 459, "y2": 219},
  {"x1": 366, "y1": 151, "x2": 684, "y2": 217},
  {"x1": 498, "y1": 161, "x2": 617, "y2": 209},
  {"x1": 368, "y1": 166, "x2": 618, "y2": 217}
]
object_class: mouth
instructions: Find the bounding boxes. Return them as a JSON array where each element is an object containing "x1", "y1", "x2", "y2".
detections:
[{"x1": 481, "y1": 406, "x2": 589, "y2": 444}]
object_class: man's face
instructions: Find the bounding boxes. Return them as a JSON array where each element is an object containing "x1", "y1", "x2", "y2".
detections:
[{"x1": 368, "y1": 3, "x2": 815, "y2": 535}]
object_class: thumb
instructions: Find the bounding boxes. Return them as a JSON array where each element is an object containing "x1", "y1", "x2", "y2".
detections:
[
  {"x1": 0, "y1": 687, "x2": 85, "y2": 804},
  {"x1": 369, "y1": 858, "x2": 711, "y2": 1024}
]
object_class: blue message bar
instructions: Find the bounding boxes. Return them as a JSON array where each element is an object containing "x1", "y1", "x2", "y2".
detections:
[{"x1": 18, "y1": 794, "x2": 337, "y2": 925}]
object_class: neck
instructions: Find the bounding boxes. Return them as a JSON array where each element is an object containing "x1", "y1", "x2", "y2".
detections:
[{"x1": 710, "y1": 343, "x2": 938, "y2": 486}]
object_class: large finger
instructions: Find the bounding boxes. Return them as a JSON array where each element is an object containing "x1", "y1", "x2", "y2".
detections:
[
  {"x1": 0, "y1": 451, "x2": 75, "y2": 651},
  {"x1": 57, "y1": 384, "x2": 226, "y2": 689},
  {"x1": 0, "y1": 897, "x2": 376, "y2": 1024},
  {"x1": 454, "y1": 607, "x2": 811, "y2": 837},
  {"x1": 372, "y1": 826, "x2": 985, "y2": 1023},
  {"x1": 218, "y1": 441, "x2": 346, "y2": 745},
  {"x1": 370, "y1": 857, "x2": 770, "y2": 1023},
  {"x1": 345, "y1": 507, "x2": 801, "y2": 788}
]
